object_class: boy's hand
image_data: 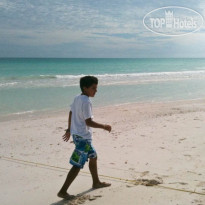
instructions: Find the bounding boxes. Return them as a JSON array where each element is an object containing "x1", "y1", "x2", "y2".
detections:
[
  {"x1": 104, "y1": 124, "x2": 112, "y2": 132},
  {"x1": 62, "y1": 130, "x2": 71, "y2": 142}
]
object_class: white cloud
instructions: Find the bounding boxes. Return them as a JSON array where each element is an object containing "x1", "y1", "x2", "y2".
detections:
[{"x1": 0, "y1": 28, "x2": 88, "y2": 46}]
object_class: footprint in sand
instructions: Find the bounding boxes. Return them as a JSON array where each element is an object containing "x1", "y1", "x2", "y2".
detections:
[
  {"x1": 67, "y1": 194, "x2": 102, "y2": 204},
  {"x1": 56, "y1": 127, "x2": 63, "y2": 130},
  {"x1": 179, "y1": 182, "x2": 188, "y2": 185},
  {"x1": 184, "y1": 154, "x2": 191, "y2": 157},
  {"x1": 169, "y1": 182, "x2": 188, "y2": 185},
  {"x1": 140, "y1": 171, "x2": 149, "y2": 177},
  {"x1": 126, "y1": 185, "x2": 134, "y2": 188},
  {"x1": 192, "y1": 199, "x2": 203, "y2": 205},
  {"x1": 196, "y1": 181, "x2": 205, "y2": 187}
]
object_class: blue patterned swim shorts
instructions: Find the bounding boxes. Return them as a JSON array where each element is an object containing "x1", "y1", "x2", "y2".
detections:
[{"x1": 70, "y1": 135, "x2": 97, "y2": 168}]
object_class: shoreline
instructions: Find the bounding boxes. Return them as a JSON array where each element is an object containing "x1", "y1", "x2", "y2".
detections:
[{"x1": 1, "y1": 97, "x2": 205, "y2": 122}]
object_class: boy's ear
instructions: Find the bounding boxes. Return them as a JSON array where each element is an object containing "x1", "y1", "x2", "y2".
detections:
[{"x1": 82, "y1": 86, "x2": 87, "y2": 92}]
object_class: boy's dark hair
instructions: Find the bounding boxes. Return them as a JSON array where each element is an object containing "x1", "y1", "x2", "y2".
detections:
[{"x1": 80, "y1": 76, "x2": 98, "y2": 92}]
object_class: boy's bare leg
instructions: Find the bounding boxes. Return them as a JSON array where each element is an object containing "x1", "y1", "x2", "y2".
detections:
[
  {"x1": 89, "y1": 157, "x2": 111, "y2": 188},
  {"x1": 57, "y1": 166, "x2": 80, "y2": 199}
]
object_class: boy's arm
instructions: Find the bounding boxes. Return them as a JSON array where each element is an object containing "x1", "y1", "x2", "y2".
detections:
[
  {"x1": 68, "y1": 111, "x2": 72, "y2": 130},
  {"x1": 62, "y1": 111, "x2": 72, "y2": 142},
  {"x1": 85, "y1": 118, "x2": 111, "y2": 132}
]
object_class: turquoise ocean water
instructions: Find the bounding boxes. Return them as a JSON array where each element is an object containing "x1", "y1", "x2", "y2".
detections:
[{"x1": 1, "y1": 58, "x2": 205, "y2": 118}]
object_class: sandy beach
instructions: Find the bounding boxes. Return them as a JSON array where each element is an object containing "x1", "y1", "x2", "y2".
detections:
[{"x1": 0, "y1": 99, "x2": 205, "y2": 205}]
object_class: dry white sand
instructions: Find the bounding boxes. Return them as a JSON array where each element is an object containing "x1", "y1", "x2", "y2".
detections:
[{"x1": 0, "y1": 99, "x2": 205, "y2": 205}]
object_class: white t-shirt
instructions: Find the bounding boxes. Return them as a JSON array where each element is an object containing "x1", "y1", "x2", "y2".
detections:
[{"x1": 70, "y1": 94, "x2": 93, "y2": 140}]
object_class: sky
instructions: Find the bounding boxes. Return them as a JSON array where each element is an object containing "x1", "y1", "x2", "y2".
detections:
[{"x1": 0, "y1": 0, "x2": 205, "y2": 58}]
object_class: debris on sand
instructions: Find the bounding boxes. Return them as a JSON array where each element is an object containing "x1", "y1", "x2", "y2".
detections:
[
  {"x1": 134, "y1": 178, "x2": 163, "y2": 186},
  {"x1": 67, "y1": 194, "x2": 102, "y2": 205}
]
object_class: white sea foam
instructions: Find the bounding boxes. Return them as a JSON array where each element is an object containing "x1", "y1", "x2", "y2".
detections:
[
  {"x1": 1, "y1": 70, "x2": 205, "y2": 89},
  {"x1": 0, "y1": 82, "x2": 18, "y2": 87},
  {"x1": 54, "y1": 70, "x2": 205, "y2": 79},
  {"x1": 12, "y1": 110, "x2": 35, "y2": 115},
  {"x1": 55, "y1": 74, "x2": 85, "y2": 79}
]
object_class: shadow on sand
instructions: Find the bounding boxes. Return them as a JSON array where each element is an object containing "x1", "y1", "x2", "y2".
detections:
[{"x1": 51, "y1": 188, "x2": 95, "y2": 205}]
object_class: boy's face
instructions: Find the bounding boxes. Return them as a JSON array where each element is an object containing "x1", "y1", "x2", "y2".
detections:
[{"x1": 83, "y1": 84, "x2": 97, "y2": 97}]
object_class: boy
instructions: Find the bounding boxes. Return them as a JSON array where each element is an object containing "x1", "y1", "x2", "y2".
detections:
[{"x1": 58, "y1": 76, "x2": 112, "y2": 199}]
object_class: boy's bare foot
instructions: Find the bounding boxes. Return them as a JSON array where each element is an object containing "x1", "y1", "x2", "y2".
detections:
[
  {"x1": 93, "y1": 182, "x2": 111, "y2": 189},
  {"x1": 57, "y1": 192, "x2": 75, "y2": 200}
]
